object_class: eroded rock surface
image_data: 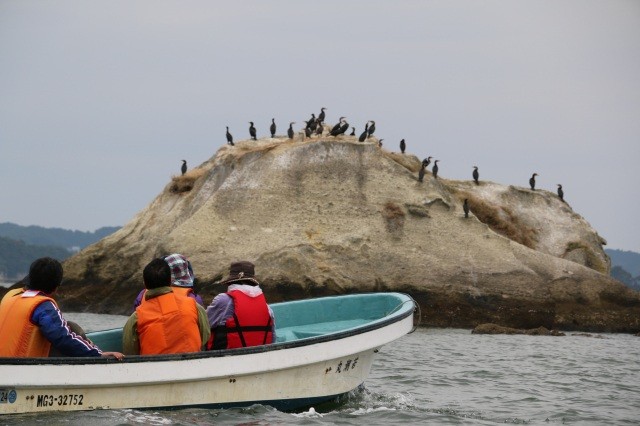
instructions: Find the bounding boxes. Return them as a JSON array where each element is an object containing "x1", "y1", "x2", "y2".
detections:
[{"x1": 21, "y1": 135, "x2": 638, "y2": 332}]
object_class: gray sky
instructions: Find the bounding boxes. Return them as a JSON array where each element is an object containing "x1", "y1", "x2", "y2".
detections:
[{"x1": 1, "y1": 1, "x2": 639, "y2": 252}]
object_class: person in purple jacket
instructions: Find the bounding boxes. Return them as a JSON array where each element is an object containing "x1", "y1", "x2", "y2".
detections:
[{"x1": 132, "y1": 253, "x2": 204, "y2": 310}]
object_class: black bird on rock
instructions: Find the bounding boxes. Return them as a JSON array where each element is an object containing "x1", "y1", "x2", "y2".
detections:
[
  {"x1": 529, "y1": 173, "x2": 538, "y2": 190},
  {"x1": 249, "y1": 122, "x2": 257, "y2": 140},
  {"x1": 270, "y1": 119, "x2": 276, "y2": 138},
  {"x1": 367, "y1": 120, "x2": 376, "y2": 137},
  {"x1": 336, "y1": 118, "x2": 349, "y2": 136},
  {"x1": 181, "y1": 160, "x2": 187, "y2": 176},
  {"x1": 557, "y1": 184, "x2": 564, "y2": 202},
  {"x1": 422, "y1": 156, "x2": 432, "y2": 169},
  {"x1": 418, "y1": 164, "x2": 426, "y2": 182},
  {"x1": 226, "y1": 126, "x2": 234, "y2": 146},
  {"x1": 350, "y1": 127, "x2": 356, "y2": 136},
  {"x1": 473, "y1": 166, "x2": 479, "y2": 185},
  {"x1": 400, "y1": 139, "x2": 406, "y2": 154},
  {"x1": 316, "y1": 121, "x2": 324, "y2": 136},
  {"x1": 432, "y1": 160, "x2": 439, "y2": 179},
  {"x1": 287, "y1": 122, "x2": 295, "y2": 139},
  {"x1": 463, "y1": 199, "x2": 470, "y2": 218},
  {"x1": 330, "y1": 117, "x2": 346, "y2": 136},
  {"x1": 358, "y1": 123, "x2": 369, "y2": 142},
  {"x1": 303, "y1": 122, "x2": 312, "y2": 138},
  {"x1": 306, "y1": 114, "x2": 317, "y2": 132},
  {"x1": 318, "y1": 107, "x2": 326, "y2": 123}
]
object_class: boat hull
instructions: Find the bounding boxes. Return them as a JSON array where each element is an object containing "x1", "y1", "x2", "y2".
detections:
[{"x1": 0, "y1": 292, "x2": 415, "y2": 414}]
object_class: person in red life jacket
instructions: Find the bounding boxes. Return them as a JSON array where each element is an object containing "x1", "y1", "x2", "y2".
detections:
[
  {"x1": 206, "y1": 261, "x2": 276, "y2": 350},
  {"x1": 0, "y1": 257, "x2": 124, "y2": 360},
  {"x1": 132, "y1": 253, "x2": 204, "y2": 310},
  {"x1": 122, "y1": 257, "x2": 210, "y2": 355}
]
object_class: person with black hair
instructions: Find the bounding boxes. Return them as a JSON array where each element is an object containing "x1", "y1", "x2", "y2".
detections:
[
  {"x1": 122, "y1": 258, "x2": 210, "y2": 355},
  {"x1": 0, "y1": 257, "x2": 124, "y2": 359}
]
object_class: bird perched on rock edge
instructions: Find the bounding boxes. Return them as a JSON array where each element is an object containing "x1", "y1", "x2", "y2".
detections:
[
  {"x1": 367, "y1": 120, "x2": 376, "y2": 137},
  {"x1": 226, "y1": 126, "x2": 234, "y2": 146},
  {"x1": 557, "y1": 184, "x2": 564, "y2": 201},
  {"x1": 418, "y1": 164, "x2": 426, "y2": 182},
  {"x1": 181, "y1": 160, "x2": 187, "y2": 176},
  {"x1": 358, "y1": 123, "x2": 369, "y2": 142}
]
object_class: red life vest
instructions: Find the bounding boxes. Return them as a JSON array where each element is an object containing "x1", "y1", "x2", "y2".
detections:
[
  {"x1": 209, "y1": 290, "x2": 273, "y2": 350},
  {"x1": 136, "y1": 290, "x2": 201, "y2": 355},
  {"x1": 0, "y1": 289, "x2": 56, "y2": 357}
]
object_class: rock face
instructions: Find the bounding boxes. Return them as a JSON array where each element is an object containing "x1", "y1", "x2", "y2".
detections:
[
  {"x1": 472, "y1": 323, "x2": 565, "y2": 336},
  {"x1": 39, "y1": 135, "x2": 640, "y2": 332}
]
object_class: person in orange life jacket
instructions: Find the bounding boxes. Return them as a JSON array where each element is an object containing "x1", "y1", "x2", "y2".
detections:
[
  {"x1": 122, "y1": 257, "x2": 210, "y2": 355},
  {"x1": 206, "y1": 261, "x2": 275, "y2": 350},
  {"x1": 132, "y1": 253, "x2": 204, "y2": 310},
  {"x1": 0, "y1": 257, "x2": 124, "y2": 360}
]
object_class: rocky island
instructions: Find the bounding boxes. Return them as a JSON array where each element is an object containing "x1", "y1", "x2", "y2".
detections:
[{"x1": 14, "y1": 133, "x2": 640, "y2": 332}]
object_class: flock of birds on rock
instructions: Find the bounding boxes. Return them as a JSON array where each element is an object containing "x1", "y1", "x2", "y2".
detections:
[{"x1": 178, "y1": 108, "x2": 567, "y2": 218}]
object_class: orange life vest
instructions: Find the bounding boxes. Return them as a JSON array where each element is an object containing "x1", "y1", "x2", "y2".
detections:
[
  {"x1": 170, "y1": 286, "x2": 194, "y2": 298},
  {"x1": 0, "y1": 290, "x2": 56, "y2": 357},
  {"x1": 136, "y1": 289, "x2": 201, "y2": 355},
  {"x1": 210, "y1": 290, "x2": 272, "y2": 350}
]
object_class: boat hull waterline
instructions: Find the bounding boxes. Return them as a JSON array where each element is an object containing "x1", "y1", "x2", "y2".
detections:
[{"x1": 0, "y1": 292, "x2": 416, "y2": 414}]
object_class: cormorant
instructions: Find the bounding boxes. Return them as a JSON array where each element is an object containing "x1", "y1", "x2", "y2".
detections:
[
  {"x1": 463, "y1": 199, "x2": 469, "y2": 218},
  {"x1": 226, "y1": 126, "x2": 234, "y2": 146},
  {"x1": 367, "y1": 120, "x2": 376, "y2": 137},
  {"x1": 358, "y1": 123, "x2": 369, "y2": 142},
  {"x1": 422, "y1": 156, "x2": 432, "y2": 169},
  {"x1": 330, "y1": 117, "x2": 345, "y2": 136},
  {"x1": 557, "y1": 184, "x2": 564, "y2": 201},
  {"x1": 318, "y1": 107, "x2": 326, "y2": 123},
  {"x1": 316, "y1": 122, "x2": 324, "y2": 136},
  {"x1": 303, "y1": 122, "x2": 312, "y2": 138},
  {"x1": 418, "y1": 164, "x2": 425, "y2": 182},
  {"x1": 336, "y1": 118, "x2": 349, "y2": 136},
  {"x1": 400, "y1": 139, "x2": 406, "y2": 154},
  {"x1": 181, "y1": 160, "x2": 187, "y2": 176},
  {"x1": 287, "y1": 122, "x2": 295, "y2": 139},
  {"x1": 249, "y1": 122, "x2": 257, "y2": 140},
  {"x1": 306, "y1": 114, "x2": 317, "y2": 132},
  {"x1": 529, "y1": 173, "x2": 538, "y2": 190},
  {"x1": 432, "y1": 160, "x2": 439, "y2": 179},
  {"x1": 350, "y1": 127, "x2": 356, "y2": 136},
  {"x1": 473, "y1": 166, "x2": 479, "y2": 185},
  {"x1": 270, "y1": 118, "x2": 276, "y2": 138}
]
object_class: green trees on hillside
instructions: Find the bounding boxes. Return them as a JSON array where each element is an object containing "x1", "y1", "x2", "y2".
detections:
[
  {"x1": 0, "y1": 237, "x2": 71, "y2": 281},
  {"x1": 0, "y1": 222, "x2": 119, "y2": 250}
]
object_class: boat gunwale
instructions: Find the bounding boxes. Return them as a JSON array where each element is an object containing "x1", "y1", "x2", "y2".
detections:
[{"x1": 0, "y1": 292, "x2": 415, "y2": 366}]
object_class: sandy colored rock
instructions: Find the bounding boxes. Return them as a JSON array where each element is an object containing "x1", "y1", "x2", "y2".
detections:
[{"x1": 33, "y1": 135, "x2": 638, "y2": 332}]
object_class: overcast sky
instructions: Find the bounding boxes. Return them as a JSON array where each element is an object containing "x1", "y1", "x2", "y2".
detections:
[{"x1": 1, "y1": 1, "x2": 639, "y2": 252}]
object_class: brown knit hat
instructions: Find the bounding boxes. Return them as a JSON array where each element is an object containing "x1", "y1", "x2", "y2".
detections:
[{"x1": 221, "y1": 261, "x2": 260, "y2": 286}]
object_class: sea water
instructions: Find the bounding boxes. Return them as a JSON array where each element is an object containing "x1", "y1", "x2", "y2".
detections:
[{"x1": 2, "y1": 314, "x2": 639, "y2": 425}]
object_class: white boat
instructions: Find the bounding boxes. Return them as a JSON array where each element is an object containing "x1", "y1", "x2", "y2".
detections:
[{"x1": 0, "y1": 292, "x2": 416, "y2": 414}]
